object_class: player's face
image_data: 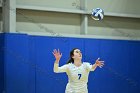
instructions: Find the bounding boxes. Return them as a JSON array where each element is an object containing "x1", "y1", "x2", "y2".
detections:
[{"x1": 72, "y1": 49, "x2": 82, "y2": 59}]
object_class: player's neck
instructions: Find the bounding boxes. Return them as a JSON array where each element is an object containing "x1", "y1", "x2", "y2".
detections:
[{"x1": 74, "y1": 59, "x2": 82, "y2": 67}]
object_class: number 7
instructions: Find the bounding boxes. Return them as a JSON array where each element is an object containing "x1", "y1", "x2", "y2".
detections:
[{"x1": 78, "y1": 74, "x2": 82, "y2": 80}]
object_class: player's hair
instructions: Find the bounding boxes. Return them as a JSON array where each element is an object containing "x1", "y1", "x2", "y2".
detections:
[{"x1": 67, "y1": 48, "x2": 78, "y2": 64}]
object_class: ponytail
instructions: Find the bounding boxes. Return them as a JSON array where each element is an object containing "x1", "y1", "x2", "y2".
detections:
[
  {"x1": 67, "y1": 58, "x2": 74, "y2": 64},
  {"x1": 67, "y1": 48, "x2": 78, "y2": 64}
]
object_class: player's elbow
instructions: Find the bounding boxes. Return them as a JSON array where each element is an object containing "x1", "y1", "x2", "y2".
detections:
[
  {"x1": 54, "y1": 70, "x2": 58, "y2": 73},
  {"x1": 53, "y1": 69, "x2": 59, "y2": 73}
]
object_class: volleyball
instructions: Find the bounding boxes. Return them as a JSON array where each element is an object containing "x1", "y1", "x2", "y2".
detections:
[{"x1": 91, "y1": 8, "x2": 104, "y2": 20}]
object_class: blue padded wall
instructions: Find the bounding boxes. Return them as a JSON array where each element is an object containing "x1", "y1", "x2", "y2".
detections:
[
  {"x1": 0, "y1": 33, "x2": 4, "y2": 93},
  {"x1": 4, "y1": 33, "x2": 30, "y2": 93},
  {"x1": 3, "y1": 33, "x2": 140, "y2": 93}
]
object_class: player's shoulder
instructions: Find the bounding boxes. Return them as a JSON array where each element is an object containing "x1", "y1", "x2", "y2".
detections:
[
  {"x1": 66, "y1": 63, "x2": 75, "y2": 70},
  {"x1": 82, "y1": 62, "x2": 91, "y2": 69},
  {"x1": 83, "y1": 62, "x2": 92, "y2": 65},
  {"x1": 66, "y1": 63, "x2": 74, "y2": 67}
]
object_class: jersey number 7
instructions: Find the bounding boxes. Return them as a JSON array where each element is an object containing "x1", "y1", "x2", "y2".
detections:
[{"x1": 78, "y1": 74, "x2": 82, "y2": 80}]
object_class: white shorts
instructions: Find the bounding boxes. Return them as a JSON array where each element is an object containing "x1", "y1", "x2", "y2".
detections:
[{"x1": 65, "y1": 83, "x2": 88, "y2": 93}]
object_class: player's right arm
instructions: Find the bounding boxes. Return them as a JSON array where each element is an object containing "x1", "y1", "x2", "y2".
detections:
[
  {"x1": 53, "y1": 49, "x2": 68, "y2": 73},
  {"x1": 86, "y1": 58, "x2": 104, "y2": 72}
]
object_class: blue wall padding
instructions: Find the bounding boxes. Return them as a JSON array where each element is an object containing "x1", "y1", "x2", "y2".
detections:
[
  {"x1": 1, "y1": 33, "x2": 140, "y2": 93},
  {"x1": 4, "y1": 33, "x2": 30, "y2": 93},
  {"x1": 0, "y1": 33, "x2": 4, "y2": 93},
  {"x1": 28, "y1": 36, "x2": 36, "y2": 93}
]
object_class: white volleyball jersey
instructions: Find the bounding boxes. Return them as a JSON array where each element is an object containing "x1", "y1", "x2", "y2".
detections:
[{"x1": 54, "y1": 62, "x2": 95, "y2": 93}]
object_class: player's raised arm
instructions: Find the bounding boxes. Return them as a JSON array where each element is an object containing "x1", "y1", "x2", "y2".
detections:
[
  {"x1": 53, "y1": 49, "x2": 68, "y2": 73},
  {"x1": 91, "y1": 58, "x2": 104, "y2": 71},
  {"x1": 52, "y1": 49, "x2": 62, "y2": 64}
]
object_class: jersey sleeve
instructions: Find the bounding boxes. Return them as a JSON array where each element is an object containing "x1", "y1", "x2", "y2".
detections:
[
  {"x1": 84, "y1": 62, "x2": 95, "y2": 72},
  {"x1": 53, "y1": 63, "x2": 68, "y2": 73}
]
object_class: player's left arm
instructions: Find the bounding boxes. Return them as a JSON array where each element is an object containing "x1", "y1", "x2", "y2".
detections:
[{"x1": 91, "y1": 58, "x2": 104, "y2": 71}]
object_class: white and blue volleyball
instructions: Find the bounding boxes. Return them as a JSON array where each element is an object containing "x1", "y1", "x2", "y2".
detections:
[{"x1": 91, "y1": 8, "x2": 104, "y2": 20}]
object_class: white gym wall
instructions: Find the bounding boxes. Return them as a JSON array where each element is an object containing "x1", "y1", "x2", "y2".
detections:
[{"x1": 1, "y1": 0, "x2": 140, "y2": 40}]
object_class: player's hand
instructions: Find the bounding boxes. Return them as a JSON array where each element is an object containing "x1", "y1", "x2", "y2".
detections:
[
  {"x1": 95, "y1": 58, "x2": 104, "y2": 68},
  {"x1": 52, "y1": 49, "x2": 62, "y2": 61}
]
